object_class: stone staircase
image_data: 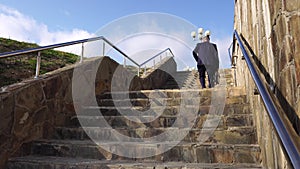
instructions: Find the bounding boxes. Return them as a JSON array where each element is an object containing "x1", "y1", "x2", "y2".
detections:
[{"x1": 6, "y1": 69, "x2": 262, "y2": 169}]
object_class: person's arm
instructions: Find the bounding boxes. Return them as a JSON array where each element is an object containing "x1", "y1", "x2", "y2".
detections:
[
  {"x1": 214, "y1": 44, "x2": 219, "y2": 69},
  {"x1": 193, "y1": 51, "x2": 198, "y2": 62},
  {"x1": 193, "y1": 44, "x2": 198, "y2": 62},
  {"x1": 213, "y1": 44, "x2": 217, "y2": 51}
]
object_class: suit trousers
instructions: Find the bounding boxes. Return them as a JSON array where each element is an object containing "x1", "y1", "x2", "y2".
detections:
[
  {"x1": 197, "y1": 65, "x2": 206, "y2": 88},
  {"x1": 197, "y1": 65, "x2": 217, "y2": 88}
]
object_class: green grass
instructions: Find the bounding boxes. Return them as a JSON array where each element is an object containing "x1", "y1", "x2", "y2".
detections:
[{"x1": 0, "y1": 37, "x2": 80, "y2": 87}]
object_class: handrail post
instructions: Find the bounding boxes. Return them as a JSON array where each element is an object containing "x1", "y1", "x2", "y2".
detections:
[
  {"x1": 232, "y1": 55, "x2": 238, "y2": 68},
  {"x1": 80, "y1": 43, "x2": 84, "y2": 63},
  {"x1": 228, "y1": 42, "x2": 233, "y2": 65},
  {"x1": 34, "y1": 52, "x2": 41, "y2": 79},
  {"x1": 123, "y1": 57, "x2": 126, "y2": 68},
  {"x1": 137, "y1": 66, "x2": 140, "y2": 76},
  {"x1": 102, "y1": 41, "x2": 105, "y2": 56}
]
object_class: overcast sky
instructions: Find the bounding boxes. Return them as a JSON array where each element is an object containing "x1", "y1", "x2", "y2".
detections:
[{"x1": 0, "y1": 0, "x2": 235, "y2": 68}]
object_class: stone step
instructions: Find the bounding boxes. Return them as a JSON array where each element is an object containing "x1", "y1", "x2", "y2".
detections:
[
  {"x1": 29, "y1": 140, "x2": 261, "y2": 164},
  {"x1": 96, "y1": 95, "x2": 247, "y2": 107},
  {"x1": 7, "y1": 156, "x2": 263, "y2": 169},
  {"x1": 53, "y1": 126, "x2": 257, "y2": 144},
  {"x1": 159, "y1": 82, "x2": 199, "y2": 90},
  {"x1": 166, "y1": 75, "x2": 195, "y2": 83},
  {"x1": 168, "y1": 71, "x2": 193, "y2": 79},
  {"x1": 174, "y1": 70, "x2": 231, "y2": 79},
  {"x1": 96, "y1": 87, "x2": 246, "y2": 100},
  {"x1": 79, "y1": 104, "x2": 251, "y2": 117},
  {"x1": 71, "y1": 113, "x2": 253, "y2": 129},
  {"x1": 153, "y1": 69, "x2": 235, "y2": 89}
]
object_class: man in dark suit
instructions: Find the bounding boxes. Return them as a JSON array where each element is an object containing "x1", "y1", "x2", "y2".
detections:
[{"x1": 193, "y1": 31, "x2": 219, "y2": 88}]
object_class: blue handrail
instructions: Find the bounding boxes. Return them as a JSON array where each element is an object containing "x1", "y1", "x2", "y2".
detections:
[{"x1": 233, "y1": 30, "x2": 300, "y2": 168}]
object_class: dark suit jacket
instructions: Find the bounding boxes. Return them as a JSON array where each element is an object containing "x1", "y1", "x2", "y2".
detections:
[{"x1": 193, "y1": 41, "x2": 219, "y2": 70}]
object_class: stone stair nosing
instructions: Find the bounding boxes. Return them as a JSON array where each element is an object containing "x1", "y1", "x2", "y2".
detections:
[
  {"x1": 77, "y1": 103, "x2": 252, "y2": 117},
  {"x1": 95, "y1": 95, "x2": 247, "y2": 107},
  {"x1": 25, "y1": 139, "x2": 261, "y2": 164},
  {"x1": 71, "y1": 114, "x2": 254, "y2": 130},
  {"x1": 96, "y1": 86, "x2": 246, "y2": 100},
  {"x1": 52, "y1": 126, "x2": 257, "y2": 144},
  {"x1": 7, "y1": 156, "x2": 263, "y2": 169}
]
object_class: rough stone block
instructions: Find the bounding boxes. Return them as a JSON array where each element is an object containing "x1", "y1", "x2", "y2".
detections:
[
  {"x1": 0, "y1": 93, "x2": 14, "y2": 135},
  {"x1": 283, "y1": 0, "x2": 300, "y2": 12}
]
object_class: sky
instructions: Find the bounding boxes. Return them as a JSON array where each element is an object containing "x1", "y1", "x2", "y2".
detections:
[{"x1": 0, "y1": 0, "x2": 235, "y2": 69}]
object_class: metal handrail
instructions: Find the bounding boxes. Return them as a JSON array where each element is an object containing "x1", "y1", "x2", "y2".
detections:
[
  {"x1": 0, "y1": 36, "x2": 139, "y2": 77},
  {"x1": 233, "y1": 30, "x2": 300, "y2": 168},
  {"x1": 0, "y1": 36, "x2": 175, "y2": 77},
  {"x1": 0, "y1": 37, "x2": 100, "y2": 58},
  {"x1": 101, "y1": 37, "x2": 139, "y2": 66},
  {"x1": 139, "y1": 48, "x2": 174, "y2": 67}
]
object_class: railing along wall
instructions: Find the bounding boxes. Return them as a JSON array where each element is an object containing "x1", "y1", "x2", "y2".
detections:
[
  {"x1": 227, "y1": 41, "x2": 237, "y2": 87},
  {"x1": 0, "y1": 36, "x2": 174, "y2": 77},
  {"x1": 139, "y1": 48, "x2": 174, "y2": 74},
  {"x1": 232, "y1": 30, "x2": 300, "y2": 168}
]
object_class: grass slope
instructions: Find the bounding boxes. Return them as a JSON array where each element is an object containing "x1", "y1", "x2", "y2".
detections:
[{"x1": 0, "y1": 38, "x2": 79, "y2": 87}]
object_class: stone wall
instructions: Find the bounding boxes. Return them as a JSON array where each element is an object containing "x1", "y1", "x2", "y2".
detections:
[
  {"x1": 233, "y1": 0, "x2": 300, "y2": 168},
  {"x1": 0, "y1": 56, "x2": 177, "y2": 168}
]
